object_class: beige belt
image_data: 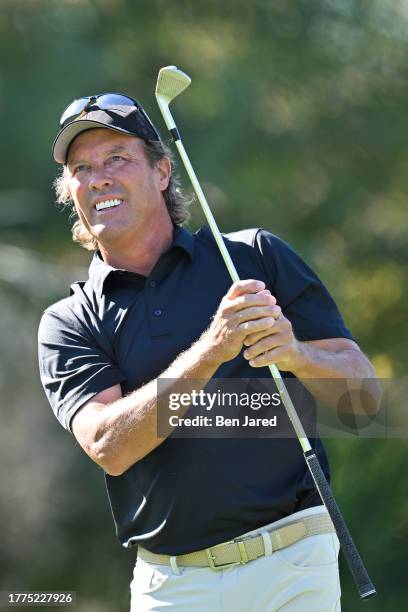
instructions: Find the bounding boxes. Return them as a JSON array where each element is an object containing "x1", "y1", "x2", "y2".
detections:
[{"x1": 138, "y1": 513, "x2": 335, "y2": 570}]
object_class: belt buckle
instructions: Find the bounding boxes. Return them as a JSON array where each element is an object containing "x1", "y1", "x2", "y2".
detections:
[{"x1": 205, "y1": 539, "x2": 249, "y2": 570}]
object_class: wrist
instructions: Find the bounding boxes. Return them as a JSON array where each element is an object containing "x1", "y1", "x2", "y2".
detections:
[
  {"x1": 196, "y1": 331, "x2": 223, "y2": 371},
  {"x1": 289, "y1": 339, "x2": 310, "y2": 377}
]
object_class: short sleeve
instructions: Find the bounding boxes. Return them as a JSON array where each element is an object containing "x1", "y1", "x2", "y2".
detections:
[
  {"x1": 255, "y1": 229, "x2": 354, "y2": 342},
  {"x1": 38, "y1": 303, "x2": 126, "y2": 432}
]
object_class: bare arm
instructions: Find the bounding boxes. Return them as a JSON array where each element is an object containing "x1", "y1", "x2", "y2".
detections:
[
  {"x1": 243, "y1": 316, "x2": 382, "y2": 413},
  {"x1": 72, "y1": 279, "x2": 280, "y2": 476}
]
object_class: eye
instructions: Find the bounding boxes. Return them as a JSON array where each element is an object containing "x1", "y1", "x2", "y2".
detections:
[
  {"x1": 72, "y1": 164, "x2": 89, "y2": 175},
  {"x1": 110, "y1": 155, "x2": 126, "y2": 162}
]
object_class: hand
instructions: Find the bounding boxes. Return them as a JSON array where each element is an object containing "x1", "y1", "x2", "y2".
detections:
[
  {"x1": 202, "y1": 279, "x2": 282, "y2": 366},
  {"x1": 242, "y1": 310, "x2": 304, "y2": 372}
]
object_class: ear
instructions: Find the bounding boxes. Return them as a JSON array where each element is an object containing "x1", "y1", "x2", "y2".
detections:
[{"x1": 155, "y1": 156, "x2": 171, "y2": 192}]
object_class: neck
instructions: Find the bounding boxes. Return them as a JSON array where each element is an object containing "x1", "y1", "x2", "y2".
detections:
[{"x1": 98, "y1": 215, "x2": 174, "y2": 276}]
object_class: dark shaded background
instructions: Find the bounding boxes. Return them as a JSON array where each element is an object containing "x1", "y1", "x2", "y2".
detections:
[{"x1": 0, "y1": 1, "x2": 406, "y2": 610}]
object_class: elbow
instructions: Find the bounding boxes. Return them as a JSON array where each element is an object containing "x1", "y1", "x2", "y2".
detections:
[
  {"x1": 337, "y1": 378, "x2": 383, "y2": 417},
  {"x1": 72, "y1": 406, "x2": 139, "y2": 475},
  {"x1": 89, "y1": 439, "x2": 141, "y2": 476},
  {"x1": 90, "y1": 442, "x2": 128, "y2": 476},
  {"x1": 103, "y1": 463, "x2": 128, "y2": 477},
  {"x1": 355, "y1": 378, "x2": 383, "y2": 416},
  {"x1": 357, "y1": 354, "x2": 383, "y2": 415},
  {"x1": 92, "y1": 455, "x2": 127, "y2": 477},
  {"x1": 363, "y1": 361, "x2": 383, "y2": 415},
  {"x1": 368, "y1": 379, "x2": 383, "y2": 415}
]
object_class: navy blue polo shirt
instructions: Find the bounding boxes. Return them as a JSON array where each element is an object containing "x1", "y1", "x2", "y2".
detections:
[{"x1": 38, "y1": 225, "x2": 353, "y2": 554}]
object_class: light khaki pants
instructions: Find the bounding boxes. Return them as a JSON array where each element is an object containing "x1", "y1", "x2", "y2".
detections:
[{"x1": 130, "y1": 506, "x2": 341, "y2": 611}]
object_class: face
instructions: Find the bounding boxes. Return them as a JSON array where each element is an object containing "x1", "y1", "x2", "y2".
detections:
[{"x1": 66, "y1": 129, "x2": 171, "y2": 246}]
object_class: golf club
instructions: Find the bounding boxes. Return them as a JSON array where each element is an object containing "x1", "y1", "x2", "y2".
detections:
[{"x1": 155, "y1": 65, "x2": 376, "y2": 600}]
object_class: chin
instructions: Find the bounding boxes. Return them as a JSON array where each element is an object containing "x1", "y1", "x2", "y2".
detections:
[{"x1": 92, "y1": 223, "x2": 130, "y2": 241}]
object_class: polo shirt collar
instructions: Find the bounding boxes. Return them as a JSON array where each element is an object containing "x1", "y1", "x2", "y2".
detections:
[
  {"x1": 172, "y1": 224, "x2": 195, "y2": 259},
  {"x1": 88, "y1": 224, "x2": 195, "y2": 296}
]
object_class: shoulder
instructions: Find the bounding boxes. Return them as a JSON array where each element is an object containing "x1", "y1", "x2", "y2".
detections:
[
  {"x1": 40, "y1": 295, "x2": 77, "y2": 326},
  {"x1": 38, "y1": 281, "x2": 92, "y2": 339},
  {"x1": 194, "y1": 226, "x2": 298, "y2": 265},
  {"x1": 195, "y1": 226, "x2": 287, "y2": 250}
]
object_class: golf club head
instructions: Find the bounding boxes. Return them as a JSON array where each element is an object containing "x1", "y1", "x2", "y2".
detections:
[{"x1": 155, "y1": 66, "x2": 191, "y2": 105}]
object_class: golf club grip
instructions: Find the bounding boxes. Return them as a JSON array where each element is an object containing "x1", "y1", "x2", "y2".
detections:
[{"x1": 305, "y1": 451, "x2": 376, "y2": 600}]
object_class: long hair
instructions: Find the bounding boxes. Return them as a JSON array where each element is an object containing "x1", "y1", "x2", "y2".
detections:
[{"x1": 53, "y1": 139, "x2": 191, "y2": 251}]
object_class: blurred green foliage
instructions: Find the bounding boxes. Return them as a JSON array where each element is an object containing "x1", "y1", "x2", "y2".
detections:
[{"x1": 0, "y1": 1, "x2": 406, "y2": 610}]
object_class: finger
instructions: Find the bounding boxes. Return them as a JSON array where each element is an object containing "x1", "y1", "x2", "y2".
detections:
[
  {"x1": 223, "y1": 293, "x2": 277, "y2": 316},
  {"x1": 255, "y1": 289, "x2": 277, "y2": 303},
  {"x1": 243, "y1": 326, "x2": 279, "y2": 347},
  {"x1": 247, "y1": 344, "x2": 289, "y2": 368},
  {"x1": 232, "y1": 305, "x2": 281, "y2": 325},
  {"x1": 237, "y1": 316, "x2": 278, "y2": 336},
  {"x1": 243, "y1": 309, "x2": 283, "y2": 345},
  {"x1": 244, "y1": 331, "x2": 290, "y2": 361},
  {"x1": 227, "y1": 279, "x2": 265, "y2": 299},
  {"x1": 257, "y1": 289, "x2": 272, "y2": 297}
]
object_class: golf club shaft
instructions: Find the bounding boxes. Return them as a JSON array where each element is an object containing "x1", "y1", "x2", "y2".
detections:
[
  {"x1": 157, "y1": 95, "x2": 376, "y2": 599},
  {"x1": 173, "y1": 136, "x2": 311, "y2": 450}
]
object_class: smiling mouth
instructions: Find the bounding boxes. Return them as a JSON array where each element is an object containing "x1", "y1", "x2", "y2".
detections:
[{"x1": 95, "y1": 198, "x2": 123, "y2": 211}]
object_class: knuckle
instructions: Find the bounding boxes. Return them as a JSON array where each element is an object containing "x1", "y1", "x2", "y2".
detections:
[
  {"x1": 235, "y1": 279, "x2": 251, "y2": 292},
  {"x1": 220, "y1": 305, "x2": 232, "y2": 317},
  {"x1": 226, "y1": 318, "x2": 236, "y2": 331},
  {"x1": 231, "y1": 280, "x2": 243, "y2": 289},
  {"x1": 222, "y1": 297, "x2": 237, "y2": 312},
  {"x1": 237, "y1": 327, "x2": 247, "y2": 340},
  {"x1": 240, "y1": 321, "x2": 250, "y2": 333}
]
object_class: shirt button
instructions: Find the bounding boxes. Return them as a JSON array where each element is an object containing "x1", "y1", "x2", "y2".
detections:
[
  {"x1": 149, "y1": 280, "x2": 157, "y2": 288},
  {"x1": 154, "y1": 309, "x2": 163, "y2": 317}
]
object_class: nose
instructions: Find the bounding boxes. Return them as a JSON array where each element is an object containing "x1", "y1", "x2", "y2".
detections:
[{"x1": 89, "y1": 167, "x2": 113, "y2": 191}]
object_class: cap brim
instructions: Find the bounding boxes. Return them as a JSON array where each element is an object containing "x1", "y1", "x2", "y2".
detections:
[{"x1": 52, "y1": 120, "x2": 136, "y2": 164}]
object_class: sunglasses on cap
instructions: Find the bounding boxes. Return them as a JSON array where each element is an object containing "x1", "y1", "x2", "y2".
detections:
[{"x1": 59, "y1": 92, "x2": 160, "y2": 137}]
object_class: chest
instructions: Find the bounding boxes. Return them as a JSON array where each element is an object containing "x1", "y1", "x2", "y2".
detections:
[{"x1": 101, "y1": 256, "x2": 233, "y2": 389}]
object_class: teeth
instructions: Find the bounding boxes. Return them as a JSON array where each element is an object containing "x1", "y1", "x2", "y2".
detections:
[{"x1": 95, "y1": 199, "x2": 122, "y2": 211}]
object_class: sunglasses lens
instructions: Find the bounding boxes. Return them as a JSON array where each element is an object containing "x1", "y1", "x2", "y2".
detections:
[
  {"x1": 96, "y1": 94, "x2": 136, "y2": 108},
  {"x1": 60, "y1": 97, "x2": 91, "y2": 127}
]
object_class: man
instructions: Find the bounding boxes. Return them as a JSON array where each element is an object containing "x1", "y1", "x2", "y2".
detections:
[{"x1": 39, "y1": 93, "x2": 380, "y2": 611}]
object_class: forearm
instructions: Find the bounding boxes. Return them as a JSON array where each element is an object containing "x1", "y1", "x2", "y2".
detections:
[
  {"x1": 291, "y1": 340, "x2": 382, "y2": 413},
  {"x1": 82, "y1": 280, "x2": 294, "y2": 474},
  {"x1": 94, "y1": 335, "x2": 220, "y2": 475}
]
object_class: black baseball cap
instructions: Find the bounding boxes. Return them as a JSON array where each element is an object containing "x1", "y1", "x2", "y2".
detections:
[{"x1": 53, "y1": 93, "x2": 161, "y2": 164}]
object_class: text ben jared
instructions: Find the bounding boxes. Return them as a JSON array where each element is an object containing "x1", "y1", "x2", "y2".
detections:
[{"x1": 168, "y1": 390, "x2": 281, "y2": 428}]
